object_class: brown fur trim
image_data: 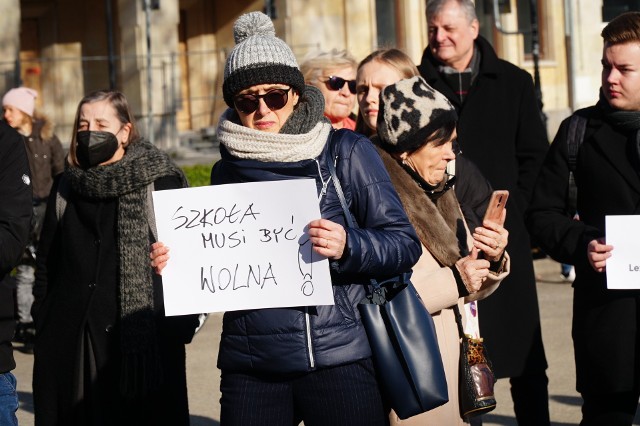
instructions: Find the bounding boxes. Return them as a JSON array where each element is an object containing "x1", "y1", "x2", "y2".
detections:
[
  {"x1": 33, "y1": 113, "x2": 55, "y2": 141},
  {"x1": 377, "y1": 146, "x2": 465, "y2": 266}
]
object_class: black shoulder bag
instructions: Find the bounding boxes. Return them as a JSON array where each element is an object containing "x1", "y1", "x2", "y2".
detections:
[{"x1": 326, "y1": 132, "x2": 448, "y2": 420}]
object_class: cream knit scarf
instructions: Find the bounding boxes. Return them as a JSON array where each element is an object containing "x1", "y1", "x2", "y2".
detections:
[{"x1": 217, "y1": 85, "x2": 332, "y2": 162}]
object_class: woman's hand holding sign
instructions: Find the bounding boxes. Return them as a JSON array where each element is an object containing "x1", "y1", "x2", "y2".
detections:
[{"x1": 307, "y1": 219, "x2": 346, "y2": 260}]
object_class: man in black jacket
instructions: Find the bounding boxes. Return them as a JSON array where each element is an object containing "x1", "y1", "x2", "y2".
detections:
[
  {"x1": 0, "y1": 120, "x2": 32, "y2": 425},
  {"x1": 528, "y1": 12, "x2": 640, "y2": 425},
  {"x1": 419, "y1": 0, "x2": 550, "y2": 424}
]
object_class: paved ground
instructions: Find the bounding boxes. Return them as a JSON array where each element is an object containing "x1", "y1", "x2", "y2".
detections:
[{"x1": 12, "y1": 257, "x2": 640, "y2": 425}]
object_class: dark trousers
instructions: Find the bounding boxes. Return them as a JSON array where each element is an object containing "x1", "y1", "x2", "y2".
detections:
[
  {"x1": 510, "y1": 370, "x2": 550, "y2": 426},
  {"x1": 220, "y1": 358, "x2": 389, "y2": 426},
  {"x1": 580, "y1": 390, "x2": 640, "y2": 425}
]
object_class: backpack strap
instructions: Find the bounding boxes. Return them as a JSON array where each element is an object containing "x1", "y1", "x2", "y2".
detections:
[
  {"x1": 567, "y1": 114, "x2": 587, "y2": 173},
  {"x1": 566, "y1": 114, "x2": 587, "y2": 216}
]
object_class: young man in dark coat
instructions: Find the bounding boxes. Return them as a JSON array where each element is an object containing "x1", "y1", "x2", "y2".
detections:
[
  {"x1": 0, "y1": 120, "x2": 32, "y2": 425},
  {"x1": 527, "y1": 12, "x2": 640, "y2": 424},
  {"x1": 418, "y1": 0, "x2": 550, "y2": 423}
]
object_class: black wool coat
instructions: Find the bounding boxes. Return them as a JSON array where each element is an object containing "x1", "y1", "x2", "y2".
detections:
[
  {"x1": 33, "y1": 174, "x2": 198, "y2": 426},
  {"x1": 0, "y1": 122, "x2": 32, "y2": 373},
  {"x1": 527, "y1": 106, "x2": 640, "y2": 394},
  {"x1": 419, "y1": 35, "x2": 550, "y2": 378}
]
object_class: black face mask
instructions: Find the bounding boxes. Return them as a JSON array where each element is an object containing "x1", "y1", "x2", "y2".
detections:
[{"x1": 76, "y1": 130, "x2": 120, "y2": 169}]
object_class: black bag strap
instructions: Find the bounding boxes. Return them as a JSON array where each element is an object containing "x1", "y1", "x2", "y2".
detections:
[
  {"x1": 452, "y1": 304, "x2": 466, "y2": 339},
  {"x1": 326, "y1": 130, "x2": 356, "y2": 230},
  {"x1": 566, "y1": 114, "x2": 587, "y2": 217},
  {"x1": 326, "y1": 131, "x2": 388, "y2": 294},
  {"x1": 326, "y1": 131, "x2": 411, "y2": 296}
]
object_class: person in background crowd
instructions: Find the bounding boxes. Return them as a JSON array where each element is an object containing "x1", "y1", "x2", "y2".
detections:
[
  {"x1": 355, "y1": 49, "x2": 419, "y2": 137},
  {"x1": 418, "y1": 1, "x2": 550, "y2": 423},
  {"x1": 0, "y1": 121, "x2": 32, "y2": 426},
  {"x1": 301, "y1": 48, "x2": 358, "y2": 130},
  {"x1": 151, "y1": 11, "x2": 421, "y2": 426},
  {"x1": 32, "y1": 90, "x2": 198, "y2": 425},
  {"x1": 374, "y1": 75, "x2": 510, "y2": 425},
  {"x1": 355, "y1": 47, "x2": 493, "y2": 230},
  {"x1": 2, "y1": 87, "x2": 64, "y2": 353},
  {"x1": 527, "y1": 11, "x2": 640, "y2": 425}
]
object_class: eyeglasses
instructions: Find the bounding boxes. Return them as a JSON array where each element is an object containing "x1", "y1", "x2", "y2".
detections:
[
  {"x1": 233, "y1": 88, "x2": 292, "y2": 114},
  {"x1": 325, "y1": 76, "x2": 357, "y2": 94}
]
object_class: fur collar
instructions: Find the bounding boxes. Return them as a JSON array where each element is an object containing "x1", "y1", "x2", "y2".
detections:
[
  {"x1": 376, "y1": 146, "x2": 467, "y2": 267},
  {"x1": 32, "y1": 113, "x2": 55, "y2": 141}
]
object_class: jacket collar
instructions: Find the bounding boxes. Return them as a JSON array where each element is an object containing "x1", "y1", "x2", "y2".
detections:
[{"x1": 588, "y1": 112, "x2": 640, "y2": 194}]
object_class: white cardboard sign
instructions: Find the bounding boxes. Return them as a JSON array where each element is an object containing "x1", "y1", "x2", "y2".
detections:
[
  {"x1": 605, "y1": 215, "x2": 640, "y2": 290},
  {"x1": 152, "y1": 179, "x2": 334, "y2": 315}
]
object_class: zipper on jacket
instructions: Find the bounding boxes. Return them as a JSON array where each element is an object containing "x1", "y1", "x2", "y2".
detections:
[
  {"x1": 315, "y1": 159, "x2": 329, "y2": 200},
  {"x1": 305, "y1": 307, "x2": 315, "y2": 368}
]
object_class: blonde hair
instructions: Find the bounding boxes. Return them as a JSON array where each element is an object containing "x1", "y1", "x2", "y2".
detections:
[
  {"x1": 300, "y1": 49, "x2": 358, "y2": 84},
  {"x1": 355, "y1": 49, "x2": 419, "y2": 135}
]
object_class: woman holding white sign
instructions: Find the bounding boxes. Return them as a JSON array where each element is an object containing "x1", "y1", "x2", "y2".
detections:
[
  {"x1": 151, "y1": 11, "x2": 422, "y2": 426},
  {"x1": 32, "y1": 90, "x2": 199, "y2": 425}
]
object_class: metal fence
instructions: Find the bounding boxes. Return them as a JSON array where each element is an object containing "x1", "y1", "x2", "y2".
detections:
[
  {"x1": 0, "y1": 48, "x2": 226, "y2": 151},
  {"x1": 0, "y1": 41, "x2": 321, "y2": 151}
]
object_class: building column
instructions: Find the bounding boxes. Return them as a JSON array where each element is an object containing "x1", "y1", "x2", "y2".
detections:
[
  {"x1": 0, "y1": 0, "x2": 21, "y2": 91},
  {"x1": 118, "y1": 0, "x2": 181, "y2": 149}
]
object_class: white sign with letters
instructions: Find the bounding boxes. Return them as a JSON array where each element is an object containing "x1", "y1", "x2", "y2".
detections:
[
  {"x1": 152, "y1": 179, "x2": 334, "y2": 315},
  {"x1": 605, "y1": 215, "x2": 640, "y2": 290}
]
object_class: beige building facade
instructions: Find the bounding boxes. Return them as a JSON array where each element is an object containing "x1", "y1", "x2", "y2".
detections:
[{"x1": 0, "y1": 0, "x2": 623, "y2": 149}]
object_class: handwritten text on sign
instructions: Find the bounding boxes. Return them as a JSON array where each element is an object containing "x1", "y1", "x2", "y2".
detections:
[
  {"x1": 605, "y1": 215, "x2": 640, "y2": 290},
  {"x1": 152, "y1": 179, "x2": 334, "y2": 315}
]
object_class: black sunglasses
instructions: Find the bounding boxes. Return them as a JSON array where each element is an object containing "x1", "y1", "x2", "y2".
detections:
[
  {"x1": 325, "y1": 76, "x2": 356, "y2": 94},
  {"x1": 234, "y1": 88, "x2": 292, "y2": 114}
]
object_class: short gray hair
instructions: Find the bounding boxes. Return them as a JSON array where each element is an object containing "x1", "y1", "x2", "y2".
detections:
[
  {"x1": 300, "y1": 49, "x2": 358, "y2": 83},
  {"x1": 426, "y1": 0, "x2": 478, "y2": 23}
]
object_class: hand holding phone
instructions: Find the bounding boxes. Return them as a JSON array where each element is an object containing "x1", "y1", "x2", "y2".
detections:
[
  {"x1": 475, "y1": 190, "x2": 509, "y2": 261},
  {"x1": 483, "y1": 190, "x2": 509, "y2": 226}
]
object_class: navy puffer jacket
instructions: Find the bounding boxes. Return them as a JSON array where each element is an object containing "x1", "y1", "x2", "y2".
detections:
[{"x1": 212, "y1": 129, "x2": 421, "y2": 373}]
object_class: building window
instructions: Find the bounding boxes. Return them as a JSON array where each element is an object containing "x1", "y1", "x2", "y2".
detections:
[
  {"x1": 476, "y1": 0, "x2": 547, "y2": 60},
  {"x1": 517, "y1": 0, "x2": 546, "y2": 58},
  {"x1": 602, "y1": 0, "x2": 640, "y2": 22},
  {"x1": 376, "y1": 0, "x2": 397, "y2": 47}
]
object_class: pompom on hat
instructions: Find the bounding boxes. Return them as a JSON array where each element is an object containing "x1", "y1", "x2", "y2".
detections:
[
  {"x1": 223, "y1": 11, "x2": 305, "y2": 108},
  {"x1": 2, "y1": 87, "x2": 38, "y2": 117},
  {"x1": 377, "y1": 76, "x2": 458, "y2": 153}
]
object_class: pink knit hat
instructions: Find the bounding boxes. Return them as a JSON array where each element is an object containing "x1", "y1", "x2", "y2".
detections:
[{"x1": 2, "y1": 87, "x2": 38, "y2": 117}]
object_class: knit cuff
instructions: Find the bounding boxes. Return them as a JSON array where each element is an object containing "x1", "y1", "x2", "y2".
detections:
[{"x1": 489, "y1": 253, "x2": 506, "y2": 274}]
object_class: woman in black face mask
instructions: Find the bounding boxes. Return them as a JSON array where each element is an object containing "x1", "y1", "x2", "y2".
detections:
[{"x1": 32, "y1": 90, "x2": 199, "y2": 426}]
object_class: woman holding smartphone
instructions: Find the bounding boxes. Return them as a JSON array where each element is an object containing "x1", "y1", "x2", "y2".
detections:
[{"x1": 373, "y1": 76, "x2": 510, "y2": 425}]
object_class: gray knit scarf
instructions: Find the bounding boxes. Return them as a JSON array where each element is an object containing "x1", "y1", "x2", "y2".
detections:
[
  {"x1": 217, "y1": 85, "x2": 332, "y2": 162},
  {"x1": 65, "y1": 140, "x2": 187, "y2": 398}
]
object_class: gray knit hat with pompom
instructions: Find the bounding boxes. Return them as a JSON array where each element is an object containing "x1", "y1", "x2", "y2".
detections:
[
  {"x1": 223, "y1": 11, "x2": 305, "y2": 108},
  {"x1": 377, "y1": 76, "x2": 457, "y2": 153}
]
